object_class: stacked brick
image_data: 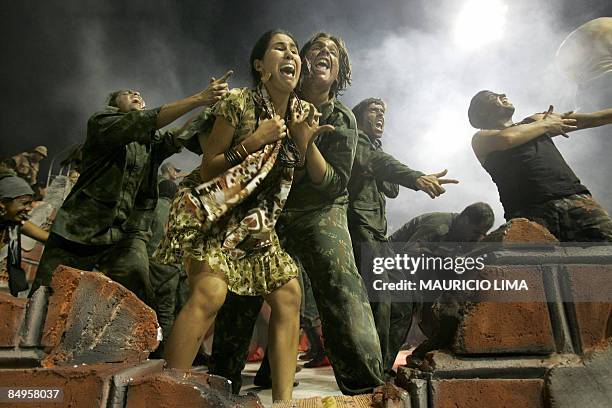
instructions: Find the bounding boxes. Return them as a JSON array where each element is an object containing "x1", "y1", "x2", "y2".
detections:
[
  {"x1": 396, "y1": 218, "x2": 612, "y2": 407},
  {"x1": 0, "y1": 266, "x2": 262, "y2": 408}
]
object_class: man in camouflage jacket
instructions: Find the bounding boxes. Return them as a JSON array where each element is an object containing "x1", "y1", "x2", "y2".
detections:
[
  {"x1": 30, "y1": 75, "x2": 231, "y2": 301},
  {"x1": 348, "y1": 97, "x2": 458, "y2": 372}
]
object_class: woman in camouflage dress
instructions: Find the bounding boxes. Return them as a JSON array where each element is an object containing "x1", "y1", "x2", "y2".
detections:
[{"x1": 155, "y1": 29, "x2": 333, "y2": 401}]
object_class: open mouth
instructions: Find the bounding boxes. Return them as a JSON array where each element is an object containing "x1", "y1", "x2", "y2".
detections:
[
  {"x1": 315, "y1": 58, "x2": 331, "y2": 70},
  {"x1": 375, "y1": 120, "x2": 384, "y2": 131},
  {"x1": 280, "y1": 63, "x2": 296, "y2": 79},
  {"x1": 314, "y1": 55, "x2": 330, "y2": 72}
]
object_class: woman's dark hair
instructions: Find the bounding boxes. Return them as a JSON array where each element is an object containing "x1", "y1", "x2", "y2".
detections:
[
  {"x1": 300, "y1": 32, "x2": 352, "y2": 98},
  {"x1": 249, "y1": 29, "x2": 299, "y2": 86}
]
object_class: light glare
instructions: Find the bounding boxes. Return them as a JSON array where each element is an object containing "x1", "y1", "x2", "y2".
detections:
[{"x1": 454, "y1": 0, "x2": 508, "y2": 50}]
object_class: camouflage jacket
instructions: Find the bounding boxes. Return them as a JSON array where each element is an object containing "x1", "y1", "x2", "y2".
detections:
[
  {"x1": 347, "y1": 130, "x2": 424, "y2": 237},
  {"x1": 285, "y1": 98, "x2": 358, "y2": 211},
  {"x1": 389, "y1": 212, "x2": 458, "y2": 244},
  {"x1": 146, "y1": 196, "x2": 172, "y2": 256},
  {"x1": 51, "y1": 106, "x2": 180, "y2": 245}
]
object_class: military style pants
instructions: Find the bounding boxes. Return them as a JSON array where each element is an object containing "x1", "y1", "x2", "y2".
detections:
[
  {"x1": 509, "y1": 194, "x2": 612, "y2": 242},
  {"x1": 149, "y1": 260, "x2": 184, "y2": 348},
  {"x1": 209, "y1": 204, "x2": 385, "y2": 395},
  {"x1": 349, "y1": 224, "x2": 414, "y2": 373},
  {"x1": 30, "y1": 232, "x2": 154, "y2": 304}
]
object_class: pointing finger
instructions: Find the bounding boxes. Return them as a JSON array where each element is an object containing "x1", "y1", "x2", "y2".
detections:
[
  {"x1": 438, "y1": 178, "x2": 460, "y2": 184},
  {"x1": 216, "y1": 70, "x2": 234, "y2": 83}
]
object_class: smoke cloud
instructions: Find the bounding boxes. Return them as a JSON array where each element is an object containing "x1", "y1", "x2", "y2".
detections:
[{"x1": 2, "y1": 0, "x2": 611, "y2": 230}]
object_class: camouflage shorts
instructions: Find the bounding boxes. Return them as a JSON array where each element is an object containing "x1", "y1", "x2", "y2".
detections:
[{"x1": 510, "y1": 194, "x2": 612, "y2": 242}]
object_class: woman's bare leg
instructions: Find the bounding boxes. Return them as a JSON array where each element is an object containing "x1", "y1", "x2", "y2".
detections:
[
  {"x1": 164, "y1": 258, "x2": 228, "y2": 368},
  {"x1": 264, "y1": 278, "x2": 301, "y2": 401}
]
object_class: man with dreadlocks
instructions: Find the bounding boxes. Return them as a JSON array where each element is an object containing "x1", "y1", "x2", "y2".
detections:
[
  {"x1": 30, "y1": 73, "x2": 232, "y2": 302},
  {"x1": 208, "y1": 32, "x2": 402, "y2": 396}
]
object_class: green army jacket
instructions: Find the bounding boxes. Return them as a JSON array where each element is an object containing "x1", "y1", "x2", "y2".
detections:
[
  {"x1": 347, "y1": 130, "x2": 425, "y2": 237},
  {"x1": 285, "y1": 98, "x2": 358, "y2": 210},
  {"x1": 146, "y1": 197, "x2": 172, "y2": 256},
  {"x1": 389, "y1": 212, "x2": 459, "y2": 243},
  {"x1": 52, "y1": 106, "x2": 180, "y2": 245}
]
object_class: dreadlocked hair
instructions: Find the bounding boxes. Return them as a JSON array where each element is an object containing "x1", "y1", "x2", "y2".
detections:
[{"x1": 300, "y1": 32, "x2": 352, "y2": 98}]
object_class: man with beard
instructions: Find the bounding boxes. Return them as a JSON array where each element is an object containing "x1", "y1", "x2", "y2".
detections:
[
  {"x1": 348, "y1": 97, "x2": 458, "y2": 373},
  {"x1": 208, "y1": 33, "x2": 395, "y2": 396},
  {"x1": 30, "y1": 73, "x2": 232, "y2": 301},
  {"x1": 469, "y1": 91, "x2": 612, "y2": 241}
]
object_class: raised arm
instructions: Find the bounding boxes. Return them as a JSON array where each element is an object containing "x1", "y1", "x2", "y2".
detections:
[
  {"x1": 156, "y1": 70, "x2": 233, "y2": 129},
  {"x1": 289, "y1": 106, "x2": 335, "y2": 184},
  {"x1": 565, "y1": 108, "x2": 612, "y2": 129},
  {"x1": 299, "y1": 106, "x2": 358, "y2": 197},
  {"x1": 89, "y1": 71, "x2": 232, "y2": 149},
  {"x1": 471, "y1": 111, "x2": 577, "y2": 162}
]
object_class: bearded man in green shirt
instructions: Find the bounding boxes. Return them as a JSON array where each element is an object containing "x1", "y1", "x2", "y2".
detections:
[{"x1": 348, "y1": 97, "x2": 459, "y2": 372}]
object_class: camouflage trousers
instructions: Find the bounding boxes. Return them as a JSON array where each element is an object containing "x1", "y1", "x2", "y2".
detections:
[
  {"x1": 149, "y1": 260, "x2": 186, "y2": 354},
  {"x1": 299, "y1": 263, "x2": 320, "y2": 330},
  {"x1": 509, "y1": 194, "x2": 612, "y2": 242},
  {"x1": 30, "y1": 233, "x2": 154, "y2": 305},
  {"x1": 209, "y1": 204, "x2": 385, "y2": 395},
  {"x1": 349, "y1": 225, "x2": 414, "y2": 373}
]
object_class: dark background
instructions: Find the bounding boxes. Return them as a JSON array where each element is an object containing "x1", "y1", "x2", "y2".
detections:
[{"x1": 2, "y1": 0, "x2": 611, "y2": 229}]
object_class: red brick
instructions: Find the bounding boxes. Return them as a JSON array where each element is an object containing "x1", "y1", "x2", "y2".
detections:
[
  {"x1": 452, "y1": 266, "x2": 555, "y2": 354},
  {"x1": 453, "y1": 302, "x2": 555, "y2": 354},
  {"x1": 564, "y1": 265, "x2": 612, "y2": 351},
  {"x1": 431, "y1": 379, "x2": 544, "y2": 408},
  {"x1": 483, "y1": 218, "x2": 558, "y2": 243},
  {"x1": 0, "y1": 363, "x2": 130, "y2": 408},
  {"x1": 0, "y1": 292, "x2": 26, "y2": 347},
  {"x1": 125, "y1": 370, "x2": 261, "y2": 408},
  {"x1": 41, "y1": 266, "x2": 159, "y2": 367}
]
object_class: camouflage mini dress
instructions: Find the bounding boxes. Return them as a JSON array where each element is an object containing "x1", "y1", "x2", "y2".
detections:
[{"x1": 154, "y1": 88, "x2": 301, "y2": 296}]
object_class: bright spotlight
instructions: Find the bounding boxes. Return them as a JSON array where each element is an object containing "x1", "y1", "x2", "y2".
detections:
[{"x1": 453, "y1": 0, "x2": 508, "y2": 50}]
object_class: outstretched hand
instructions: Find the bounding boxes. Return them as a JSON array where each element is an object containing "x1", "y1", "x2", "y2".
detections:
[
  {"x1": 196, "y1": 70, "x2": 233, "y2": 106},
  {"x1": 415, "y1": 169, "x2": 459, "y2": 199},
  {"x1": 541, "y1": 105, "x2": 576, "y2": 138}
]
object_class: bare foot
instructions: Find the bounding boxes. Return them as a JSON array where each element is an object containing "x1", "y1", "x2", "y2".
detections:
[{"x1": 371, "y1": 382, "x2": 407, "y2": 408}]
